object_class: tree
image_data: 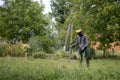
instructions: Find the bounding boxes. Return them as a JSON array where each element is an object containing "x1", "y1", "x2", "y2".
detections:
[
  {"x1": 0, "y1": 0, "x2": 49, "y2": 43},
  {"x1": 51, "y1": 0, "x2": 120, "y2": 54},
  {"x1": 51, "y1": 0, "x2": 71, "y2": 24},
  {"x1": 81, "y1": 0, "x2": 120, "y2": 56}
]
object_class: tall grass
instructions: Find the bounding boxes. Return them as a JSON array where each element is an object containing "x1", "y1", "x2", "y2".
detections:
[{"x1": 0, "y1": 57, "x2": 120, "y2": 80}]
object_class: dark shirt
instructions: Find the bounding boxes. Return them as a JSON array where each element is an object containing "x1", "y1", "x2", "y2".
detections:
[{"x1": 73, "y1": 34, "x2": 88, "y2": 49}]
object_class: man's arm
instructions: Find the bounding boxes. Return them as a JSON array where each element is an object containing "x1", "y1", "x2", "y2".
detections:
[{"x1": 71, "y1": 36, "x2": 78, "y2": 48}]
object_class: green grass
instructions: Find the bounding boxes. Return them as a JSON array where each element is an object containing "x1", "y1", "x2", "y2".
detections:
[{"x1": 0, "y1": 57, "x2": 120, "y2": 80}]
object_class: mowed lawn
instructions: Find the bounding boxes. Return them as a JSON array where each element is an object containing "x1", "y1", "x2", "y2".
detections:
[{"x1": 0, "y1": 57, "x2": 120, "y2": 80}]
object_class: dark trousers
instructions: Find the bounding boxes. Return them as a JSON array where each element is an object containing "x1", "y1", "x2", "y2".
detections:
[{"x1": 79, "y1": 47, "x2": 89, "y2": 67}]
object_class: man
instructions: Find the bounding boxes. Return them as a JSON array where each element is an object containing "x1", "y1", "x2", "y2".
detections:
[{"x1": 70, "y1": 29, "x2": 89, "y2": 67}]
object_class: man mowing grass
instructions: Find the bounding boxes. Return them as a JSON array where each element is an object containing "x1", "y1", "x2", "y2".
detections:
[{"x1": 70, "y1": 29, "x2": 90, "y2": 67}]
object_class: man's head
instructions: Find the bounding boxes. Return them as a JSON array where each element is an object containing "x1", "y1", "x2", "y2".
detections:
[{"x1": 76, "y1": 29, "x2": 82, "y2": 36}]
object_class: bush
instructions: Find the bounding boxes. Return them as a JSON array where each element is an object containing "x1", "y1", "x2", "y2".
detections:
[
  {"x1": 0, "y1": 41, "x2": 26, "y2": 57},
  {"x1": 54, "y1": 50, "x2": 73, "y2": 59},
  {"x1": 71, "y1": 53, "x2": 80, "y2": 60},
  {"x1": 88, "y1": 47, "x2": 96, "y2": 59},
  {"x1": 28, "y1": 36, "x2": 54, "y2": 54},
  {"x1": 0, "y1": 40, "x2": 7, "y2": 56},
  {"x1": 32, "y1": 50, "x2": 47, "y2": 59},
  {"x1": 104, "y1": 50, "x2": 110, "y2": 57},
  {"x1": 4, "y1": 42, "x2": 26, "y2": 57}
]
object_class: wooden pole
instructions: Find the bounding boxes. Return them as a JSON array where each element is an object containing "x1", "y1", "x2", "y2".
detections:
[
  {"x1": 69, "y1": 23, "x2": 73, "y2": 53},
  {"x1": 63, "y1": 25, "x2": 70, "y2": 51}
]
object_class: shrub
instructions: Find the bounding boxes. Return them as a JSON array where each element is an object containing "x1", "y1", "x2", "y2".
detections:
[
  {"x1": 28, "y1": 36, "x2": 54, "y2": 54},
  {"x1": 71, "y1": 53, "x2": 80, "y2": 60},
  {"x1": 28, "y1": 36, "x2": 41, "y2": 53},
  {"x1": 104, "y1": 50, "x2": 110, "y2": 57},
  {"x1": 4, "y1": 42, "x2": 26, "y2": 57},
  {"x1": 32, "y1": 50, "x2": 47, "y2": 59},
  {"x1": 0, "y1": 39, "x2": 29, "y2": 57},
  {"x1": 88, "y1": 47, "x2": 96, "y2": 59},
  {"x1": 54, "y1": 50, "x2": 73, "y2": 59},
  {"x1": 0, "y1": 41, "x2": 7, "y2": 56}
]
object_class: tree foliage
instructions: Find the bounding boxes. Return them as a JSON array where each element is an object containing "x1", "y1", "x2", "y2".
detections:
[
  {"x1": 81, "y1": 0, "x2": 120, "y2": 54},
  {"x1": 51, "y1": 0, "x2": 120, "y2": 54},
  {"x1": 51, "y1": 0, "x2": 71, "y2": 24},
  {"x1": 0, "y1": 0, "x2": 49, "y2": 42}
]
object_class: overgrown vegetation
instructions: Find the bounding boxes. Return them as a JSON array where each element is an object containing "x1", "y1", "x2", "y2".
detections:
[
  {"x1": 0, "y1": 40, "x2": 26, "y2": 57},
  {"x1": 51, "y1": 0, "x2": 120, "y2": 55},
  {"x1": 28, "y1": 36, "x2": 54, "y2": 54},
  {"x1": 0, "y1": 58, "x2": 120, "y2": 80},
  {"x1": 0, "y1": 0, "x2": 120, "y2": 79},
  {"x1": 32, "y1": 49, "x2": 47, "y2": 59}
]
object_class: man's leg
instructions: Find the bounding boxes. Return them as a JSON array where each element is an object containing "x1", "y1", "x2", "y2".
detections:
[
  {"x1": 79, "y1": 50, "x2": 83, "y2": 66},
  {"x1": 84, "y1": 47, "x2": 89, "y2": 67}
]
